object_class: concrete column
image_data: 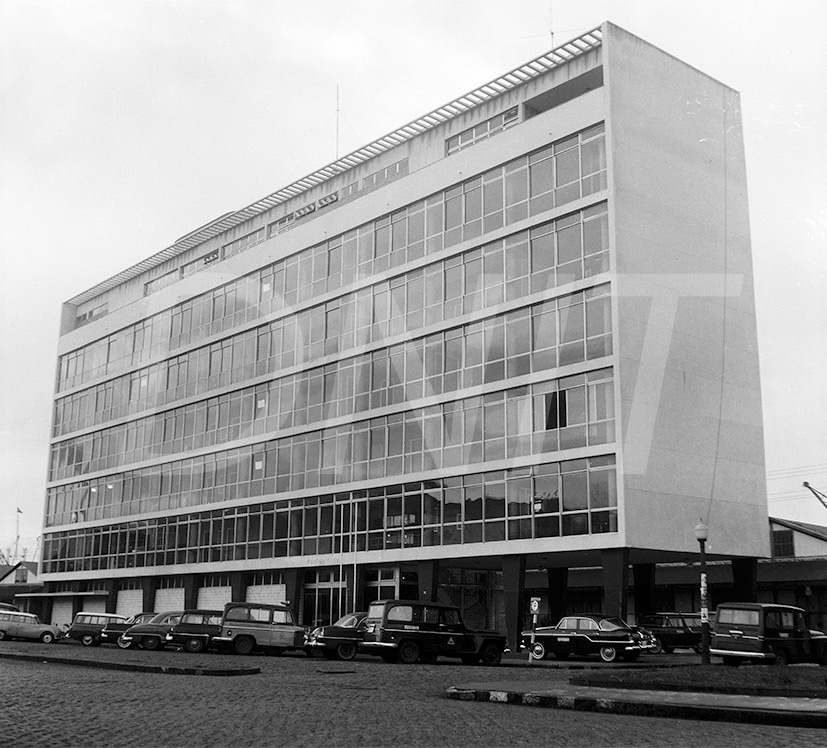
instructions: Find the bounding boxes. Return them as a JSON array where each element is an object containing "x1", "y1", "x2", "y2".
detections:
[
  {"x1": 502, "y1": 554, "x2": 526, "y2": 652},
  {"x1": 546, "y1": 567, "x2": 568, "y2": 623},
  {"x1": 354, "y1": 566, "x2": 369, "y2": 611},
  {"x1": 230, "y1": 571, "x2": 248, "y2": 603},
  {"x1": 283, "y1": 569, "x2": 303, "y2": 612},
  {"x1": 182, "y1": 575, "x2": 198, "y2": 609},
  {"x1": 731, "y1": 558, "x2": 758, "y2": 602},
  {"x1": 601, "y1": 548, "x2": 629, "y2": 619},
  {"x1": 142, "y1": 577, "x2": 158, "y2": 612},
  {"x1": 632, "y1": 563, "x2": 656, "y2": 618},
  {"x1": 416, "y1": 560, "x2": 440, "y2": 602},
  {"x1": 103, "y1": 579, "x2": 119, "y2": 613}
]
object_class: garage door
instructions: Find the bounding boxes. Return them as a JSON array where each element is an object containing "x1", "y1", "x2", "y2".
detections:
[
  {"x1": 245, "y1": 584, "x2": 286, "y2": 605},
  {"x1": 196, "y1": 586, "x2": 232, "y2": 610},
  {"x1": 116, "y1": 589, "x2": 144, "y2": 617},
  {"x1": 51, "y1": 599, "x2": 74, "y2": 628},
  {"x1": 154, "y1": 587, "x2": 185, "y2": 611}
]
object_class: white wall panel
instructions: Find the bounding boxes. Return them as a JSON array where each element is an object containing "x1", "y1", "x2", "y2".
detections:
[
  {"x1": 153, "y1": 587, "x2": 185, "y2": 611},
  {"x1": 245, "y1": 584, "x2": 286, "y2": 605},
  {"x1": 116, "y1": 589, "x2": 144, "y2": 617},
  {"x1": 51, "y1": 599, "x2": 73, "y2": 628},
  {"x1": 196, "y1": 586, "x2": 232, "y2": 610}
]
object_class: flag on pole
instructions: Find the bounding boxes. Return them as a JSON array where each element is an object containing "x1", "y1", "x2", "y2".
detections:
[{"x1": 17, "y1": 508, "x2": 22, "y2": 514}]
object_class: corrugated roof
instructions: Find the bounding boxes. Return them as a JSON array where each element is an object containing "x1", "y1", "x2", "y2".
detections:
[{"x1": 67, "y1": 25, "x2": 603, "y2": 306}]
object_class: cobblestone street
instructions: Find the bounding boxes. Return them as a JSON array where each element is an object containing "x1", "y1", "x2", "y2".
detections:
[{"x1": 1, "y1": 644, "x2": 825, "y2": 747}]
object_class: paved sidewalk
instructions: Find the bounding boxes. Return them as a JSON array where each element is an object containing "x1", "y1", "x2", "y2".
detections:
[{"x1": 446, "y1": 679, "x2": 827, "y2": 728}]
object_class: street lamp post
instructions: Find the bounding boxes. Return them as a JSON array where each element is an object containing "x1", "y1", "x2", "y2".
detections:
[{"x1": 695, "y1": 520, "x2": 710, "y2": 666}]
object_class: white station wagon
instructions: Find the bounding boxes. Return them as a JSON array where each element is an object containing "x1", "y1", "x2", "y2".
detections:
[{"x1": 0, "y1": 611, "x2": 62, "y2": 643}]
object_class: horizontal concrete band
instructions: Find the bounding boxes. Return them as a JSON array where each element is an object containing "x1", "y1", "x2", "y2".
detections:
[
  {"x1": 0, "y1": 650, "x2": 260, "y2": 677},
  {"x1": 444, "y1": 687, "x2": 827, "y2": 729}
]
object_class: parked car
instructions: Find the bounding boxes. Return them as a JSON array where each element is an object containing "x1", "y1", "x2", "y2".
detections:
[
  {"x1": 361, "y1": 599, "x2": 506, "y2": 665},
  {"x1": 212, "y1": 602, "x2": 306, "y2": 656},
  {"x1": 0, "y1": 611, "x2": 61, "y2": 643},
  {"x1": 99, "y1": 612, "x2": 156, "y2": 648},
  {"x1": 66, "y1": 612, "x2": 128, "y2": 646},
  {"x1": 119, "y1": 610, "x2": 183, "y2": 651},
  {"x1": 636, "y1": 612, "x2": 702, "y2": 654},
  {"x1": 711, "y1": 602, "x2": 827, "y2": 666},
  {"x1": 521, "y1": 615, "x2": 657, "y2": 662},
  {"x1": 165, "y1": 609, "x2": 223, "y2": 653},
  {"x1": 305, "y1": 611, "x2": 368, "y2": 660}
]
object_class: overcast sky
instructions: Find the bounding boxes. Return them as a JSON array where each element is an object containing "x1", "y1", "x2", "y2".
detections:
[{"x1": 1, "y1": 0, "x2": 825, "y2": 559}]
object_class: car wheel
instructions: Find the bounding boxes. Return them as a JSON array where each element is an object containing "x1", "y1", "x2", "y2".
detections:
[
  {"x1": 479, "y1": 643, "x2": 502, "y2": 666},
  {"x1": 81, "y1": 634, "x2": 96, "y2": 647},
  {"x1": 0, "y1": 630, "x2": 7, "y2": 641},
  {"x1": 599, "y1": 646, "x2": 618, "y2": 663},
  {"x1": 233, "y1": 636, "x2": 255, "y2": 656},
  {"x1": 772, "y1": 648, "x2": 789, "y2": 667},
  {"x1": 336, "y1": 642, "x2": 357, "y2": 661},
  {"x1": 530, "y1": 642, "x2": 546, "y2": 660},
  {"x1": 651, "y1": 637, "x2": 664, "y2": 654},
  {"x1": 398, "y1": 640, "x2": 420, "y2": 664},
  {"x1": 184, "y1": 638, "x2": 204, "y2": 654},
  {"x1": 141, "y1": 636, "x2": 162, "y2": 651},
  {"x1": 40, "y1": 632, "x2": 55, "y2": 644},
  {"x1": 116, "y1": 636, "x2": 133, "y2": 650}
]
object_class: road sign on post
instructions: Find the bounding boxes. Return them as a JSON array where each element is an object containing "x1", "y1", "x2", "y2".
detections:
[{"x1": 528, "y1": 597, "x2": 541, "y2": 663}]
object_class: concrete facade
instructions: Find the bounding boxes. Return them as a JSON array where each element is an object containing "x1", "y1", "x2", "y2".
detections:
[{"x1": 36, "y1": 23, "x2": 767, "y2": 647}]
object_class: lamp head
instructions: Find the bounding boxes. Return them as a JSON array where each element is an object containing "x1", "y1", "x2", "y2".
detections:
[{"x1": 694, "y1": 520, "x2": 708, "y2": 542}]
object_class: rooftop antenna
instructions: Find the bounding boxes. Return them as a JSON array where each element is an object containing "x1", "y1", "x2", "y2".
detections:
[
  {"x1": 803, "y1": 482, "x2": 827, "y2": 511},
  {"x1": 547, "y1": 1, "x2": 555, "y2": 48}
]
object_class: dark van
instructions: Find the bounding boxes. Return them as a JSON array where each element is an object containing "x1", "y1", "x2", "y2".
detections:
[{"x1": 711, "y1": 602, "x2": 827, "y2": 666}]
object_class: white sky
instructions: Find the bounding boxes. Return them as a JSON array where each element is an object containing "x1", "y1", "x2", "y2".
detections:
[{"x1": 1, "y1": 0, "x2": 825, "y2": 558}]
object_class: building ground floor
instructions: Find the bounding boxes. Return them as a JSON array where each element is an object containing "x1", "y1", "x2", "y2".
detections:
[{"x1": 15, "y1": 546, "x2": 803, "y2": 650}]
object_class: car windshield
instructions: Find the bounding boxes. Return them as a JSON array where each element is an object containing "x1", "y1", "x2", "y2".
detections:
[
  {"x1": 148, "y1": 612, "x2": 178, "y2": 624},
  {"x1": 598, "y1": 618, "x2": 628, "y2": 631},
  {"x1": 333, "y1": 613, "x2": 362, "y2": 628},
  {"x1": 367, "y1": 603, "x2": 385, "y2": 619}
]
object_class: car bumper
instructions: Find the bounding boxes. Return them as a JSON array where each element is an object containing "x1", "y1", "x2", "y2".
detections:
[
  {"x1": 710, "y1": 647, "x2": 773, "y2": 659},
  {"x1": 360, "y1": 641, "x2": 398, "y2": 650}
]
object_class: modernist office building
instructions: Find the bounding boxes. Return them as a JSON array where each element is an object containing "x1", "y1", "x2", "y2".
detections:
[{"x1": 36, "y1": 23, "x2": 768, "y2": 645}]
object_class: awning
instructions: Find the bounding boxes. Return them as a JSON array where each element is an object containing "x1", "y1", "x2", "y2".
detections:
[{"x1": 15, "y1": 590, "x2": 110, "y2": 598}]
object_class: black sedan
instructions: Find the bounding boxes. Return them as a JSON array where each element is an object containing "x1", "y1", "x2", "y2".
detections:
[
  {"x1": 119, "y1": 611, "x2": 183, "y2": 651},
  {"x1": 305, "y1": 611, "x2": 367, "y2": 660},
  {"x1": 521, "y1": 615, "x2": 656, "y2": 662},
  {"x1": 100, "y1": 612, "x2": 156, "y2": 649},
  {"x1": 165, "y1": 610, "x2": 223, "y2": 653}
]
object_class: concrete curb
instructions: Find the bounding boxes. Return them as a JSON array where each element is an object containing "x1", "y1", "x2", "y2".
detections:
[
  {"x1": 0, "y1": 651, "x2": 260, "y2": 677},
  {"x1": 444, "y1": 686, "x2": 827, "y2": 728}
]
